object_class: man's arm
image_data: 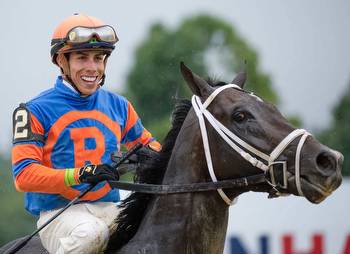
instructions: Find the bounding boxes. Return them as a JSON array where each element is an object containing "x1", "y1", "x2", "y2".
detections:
[
  {"x1": 12, "y1": 105, "x2": 117, "y2": 194},
  {"x1": 121, "y1": 101, "x2": 161, "y2": 152}
]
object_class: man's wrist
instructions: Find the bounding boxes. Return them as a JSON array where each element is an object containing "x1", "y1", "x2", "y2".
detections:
[{"x1": 64, "y1": 168, "x2": 80, "y2": 186}]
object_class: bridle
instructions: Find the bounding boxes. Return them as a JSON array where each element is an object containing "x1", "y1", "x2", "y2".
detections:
[
  {"x1": 191, "y1": 84, "x2": 311, "y2": 205},
  {"x1": 109, "y1": 84, "x2": 311, "y2": 205}
]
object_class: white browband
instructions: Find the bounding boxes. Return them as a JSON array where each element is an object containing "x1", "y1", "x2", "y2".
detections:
[{"x1": 192, "y1": 84, "x2": 310, "y2": 205}]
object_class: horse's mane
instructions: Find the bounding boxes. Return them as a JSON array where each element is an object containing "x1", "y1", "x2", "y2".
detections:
[{"x1": 106, "y1": 98, "x2": 192, "y2": 251}]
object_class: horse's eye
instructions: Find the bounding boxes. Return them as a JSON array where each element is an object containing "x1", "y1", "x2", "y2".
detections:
[{"x1": 233, "y1": 111, "x2": 247, "y2": 123}]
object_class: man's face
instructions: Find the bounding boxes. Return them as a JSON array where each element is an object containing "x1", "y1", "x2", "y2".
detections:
[{"x1": 68, "y1": 51, "x2": 106, "y2": 96}]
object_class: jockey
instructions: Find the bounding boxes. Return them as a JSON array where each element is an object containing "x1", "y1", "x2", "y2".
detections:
[{"x1": 11, "y1": 13, "x2": 160, "y2": 254}]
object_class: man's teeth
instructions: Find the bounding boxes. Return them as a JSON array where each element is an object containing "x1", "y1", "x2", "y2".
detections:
[{"x1": 81, "y1": 76, "x2": 97, "y2": 82}]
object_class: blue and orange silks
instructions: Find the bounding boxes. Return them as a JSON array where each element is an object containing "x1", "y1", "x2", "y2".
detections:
[{"x1": 12, "y1": 76, "x2": 161, "y2": 215}]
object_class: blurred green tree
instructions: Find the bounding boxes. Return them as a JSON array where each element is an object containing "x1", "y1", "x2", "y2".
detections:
[
  {"x1": 124, "y1": 14, "x2": 279, "y2": 140},
  {"x1": 318, "y1": 82, "x2": 350, "y2": 176},
  {"x1": 0, "y1": 155, "x2": 36, "y2": 245}
]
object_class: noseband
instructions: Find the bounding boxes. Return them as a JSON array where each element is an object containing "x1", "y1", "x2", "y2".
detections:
[{"x1": 192, "y1": 84, "x2": 310, "y2": 205}]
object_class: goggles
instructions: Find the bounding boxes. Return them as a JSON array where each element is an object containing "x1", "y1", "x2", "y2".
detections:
[{"x1": 52, "y1": 25, "x2": 118, "y2": 46}]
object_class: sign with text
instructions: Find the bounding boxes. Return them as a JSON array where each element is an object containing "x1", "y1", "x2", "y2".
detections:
[{"x1": 224, "y1": 179, "x2": 350, "y2": 254}]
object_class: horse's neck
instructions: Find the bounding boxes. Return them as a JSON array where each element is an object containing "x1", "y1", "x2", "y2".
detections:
[{"x1": 127, "y1": 118, "x2": 229, "y2": 253}]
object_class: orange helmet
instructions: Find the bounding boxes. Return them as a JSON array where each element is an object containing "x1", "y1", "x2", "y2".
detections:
[{"x1": 51, "y1": 14, "x2": 118, "y2": 65}]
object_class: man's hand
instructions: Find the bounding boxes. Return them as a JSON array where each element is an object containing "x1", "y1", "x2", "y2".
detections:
[
  {"x1": 128, "y1": 146, "x2": 159, "y2": 164},
  {"x1": 111, "y1": 146, "x2": 159, "y2": 165},
  {"x1": 78, "y1": 164, "x2": 119, "y2": 184},
  {"x1": 136, "y1": 146, "x2": 159, "y2": 162},
  {"x1": 108, "y1": 144, "x2": 160, "y2": 176}
]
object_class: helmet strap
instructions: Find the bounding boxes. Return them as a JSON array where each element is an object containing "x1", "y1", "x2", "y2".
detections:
[
  {"x1": 57, "y1": 53, "x2": 71, "y2": 78},
  {"x1": 98, "y1": 54, "x2": 110, "y2": 87},
  {"x1": 98, "y1": 74, "x2": 106, "y2": 87},
  {"x1": 57, "y1": 53, "x2": 83, "y2": 94}
]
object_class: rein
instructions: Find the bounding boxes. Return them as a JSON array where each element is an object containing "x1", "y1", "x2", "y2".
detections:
[{"x1": 108, "y1": 173, "x2": 266, "y2": 194}]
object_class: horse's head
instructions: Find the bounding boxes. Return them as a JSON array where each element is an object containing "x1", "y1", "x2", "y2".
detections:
[{"x1": 180, "y1": 62, "x2": 342, "y2": 204}]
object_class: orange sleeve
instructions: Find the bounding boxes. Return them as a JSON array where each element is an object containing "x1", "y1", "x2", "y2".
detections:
[
  {"x1": 12, "y1": 143, "x2": 43, "y2": 165},
  {"x1": 121, "y1": 102, "x2": 139, "y2": 140},
  {"x1": 12, "y1": 136, "x2": 80, "y2": 193},
  {"x1": 122, "y1": 102, "x2": 161, "y2": 151},
  {"x1": 15, "y1": 163, "x2": 79, "y2": 193},
  {"x1": 124, "y1": 129, "x2": 161, "y2": 151},
  {"x1": 12, "y1": 110, "x2": 82, "y2": 194},
  {"x1": 31, "y1": 113, "x2": 44, "y2": 135}
]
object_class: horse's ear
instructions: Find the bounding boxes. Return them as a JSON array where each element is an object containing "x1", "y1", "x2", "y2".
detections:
[
  {"x1": 231, "y1": 71, "x2": 247, "y2": 89},
  {"x1": 180, "y1": 62, "x2": 213, "y2": 98}
]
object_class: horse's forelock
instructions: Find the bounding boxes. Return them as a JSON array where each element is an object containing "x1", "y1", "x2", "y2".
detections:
[{"x1": 207, "y1": 77, "x2": 226, "y2": 87}]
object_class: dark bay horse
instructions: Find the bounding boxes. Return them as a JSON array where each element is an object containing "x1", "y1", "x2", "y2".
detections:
[
  {"x1": 0, "y1": 63, "x2": 342, "y2": 254},
  {"x1": 106, "y1": 63, "x2": 343, "y2": 253}
]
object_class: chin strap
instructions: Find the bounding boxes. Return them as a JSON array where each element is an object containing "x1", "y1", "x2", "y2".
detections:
[
  {"x1": 98, "y1": 74, "x2": 106, "y2": 87},
  {"x1": 56, "y1": 54, "x2": 83, "y2": 94},
  {"x1": 192, "y1": 84, "x2": 311, "y2": 206},
  {"x1": 63, "y1": 75, "x2": 85, "y2": 95}
]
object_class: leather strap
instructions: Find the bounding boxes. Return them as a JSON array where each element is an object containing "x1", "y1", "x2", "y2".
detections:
[{"x1": 108, "y1": 173, "x2": 266, "y2": 194}]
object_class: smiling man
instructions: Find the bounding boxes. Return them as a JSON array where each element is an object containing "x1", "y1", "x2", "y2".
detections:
[
  {"x1": 63, "y1": 51, "x2": 107, "y2": 95},
  {"x1": 11, "y1": 14, "x2": 160, "y2": 254}
]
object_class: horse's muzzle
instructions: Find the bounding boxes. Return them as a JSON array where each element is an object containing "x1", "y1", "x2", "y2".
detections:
[{"x1": 303, "y1": 148, "x2": 343, "y2": 203}]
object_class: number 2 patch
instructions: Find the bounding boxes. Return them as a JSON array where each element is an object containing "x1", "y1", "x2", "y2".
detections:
[{"x1": 12, "y1": 103, "x2": 44, "y2": 144}]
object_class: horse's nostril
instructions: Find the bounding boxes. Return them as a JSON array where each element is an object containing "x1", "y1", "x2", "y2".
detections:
[{"x1": 316, "y1": 151, "x2": 337, "y2": 175}]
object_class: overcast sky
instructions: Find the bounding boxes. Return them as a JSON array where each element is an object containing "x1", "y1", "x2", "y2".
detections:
[{"x1": 1, "y1": 0, "x2": 349, "y2": 153}]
